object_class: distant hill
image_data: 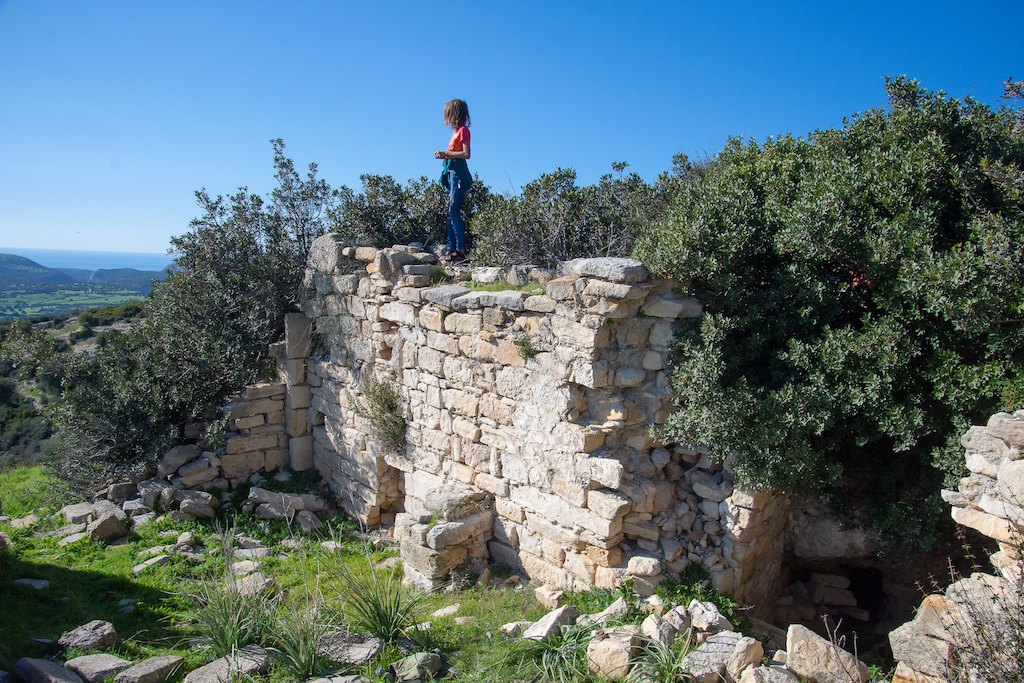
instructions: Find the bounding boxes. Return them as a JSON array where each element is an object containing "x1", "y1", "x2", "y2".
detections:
[
  {"x1": 55, "y1": 268, "x2": 95, "y2": 282},
  {"x1": 0, "y1": 253, "x2": 74, "y2": 283},
  {"x1": 90, "y1": 268, "x2": 168, "y2": 292}
]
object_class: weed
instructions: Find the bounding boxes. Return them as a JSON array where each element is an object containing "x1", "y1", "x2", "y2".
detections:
[
  {"x1": 506, "y1": 623, "x2": 592, "y2": 683},
  {"x1": 627, "y1": 632, "x2": 696, "y2": 683},
  {"x1": 331, "y1": 553, "x2": 423, "y2": 643},
  {"x1": 350, "y1": 374, "x2": 406, "y2": 454},
  {"x1": 515, "y1": 336, "x2": 539, "y2": 360},
  {"x1": 654, "y1": 563, "x2": 736, "y2": 622}
]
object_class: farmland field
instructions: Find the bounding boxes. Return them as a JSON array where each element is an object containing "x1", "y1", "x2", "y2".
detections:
[{"x1": 0, "y1": 282, "x2": 145, "y2": 320}]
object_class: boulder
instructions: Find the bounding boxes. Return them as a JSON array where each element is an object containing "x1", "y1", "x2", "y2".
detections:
[
  {"x1": 113, "y1": 656, "x2": 184, "y2": 683},
  {"x1": 641, "y1": 614, "x2": 675, "y2": 648},
  {"x1": 888, "y1": 622, "x2": 953, "y2": 678},
  {"x1": 87, "y1": 514, "x2": 126, "y2": 543},
  {"x1": 726, "y1": 636, "x2": 765, "y2": 680},
  {"x1": 158, "y1": 445, "x2": 202, "y2": 477},
  {"x1": 679, "y1": 630, "x2": 742, "y2": 683},
  {"x1": 535, "y1": 586, "x2": 565, "y2": 610},
  {"x1": 228, "y1": 572, "x2": 275, "y2": 597},
  {"x1": 688, "y1": 599, "x2": 733, "y2": 633},
  {"x1": 738, "y1": 666, "x2": 800, "y2": 683},
  {"x1": 58, "y1": 620, "x2": 119, "y2": 651},
  {"x1": 65, "y1": 655, "x2": 132, "y2": 683},
  {"x1": 112, "y1": 655, "x2": 184, "y2": 683},
  {"x1": 522, "y1": 605, "x2": 580, "y2": 641},
  {"x1": 14, "y1": 659, "x2": 84, "y2": 683},
  {"x1": 786, "y1": 624, "x2": 868, "y2": 683},
  {"x1": 586, "y1": 626, "x2": 641, "y2": 680},
  {"x1": 317, "y1": 632, "x2": 384, "y2": 665},
  {"x1": 594, "y1": 597, "x2": 630, "y2": 624},
  {"x1": 182, "y1": 645, "x2": 271, "y2": 683},
  {"x1": 59, "y1": 503, "x2": 97, "y2": 524}
]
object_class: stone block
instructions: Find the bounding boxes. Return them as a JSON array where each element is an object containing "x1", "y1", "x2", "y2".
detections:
[
  {"x1": 14, "y1": 659, "x2": 85, "y2": 683},
  {"x1": 588, "y1": 489, "x2": 630, "y2": 519},
  {"x1": 787, "y1": 624, "x2": 869, "y2": 683},
  {"x1": 587, "y1": 626, "x2": 641, "y2": 680},
  {"x1": 561, "y1": 257, "x2": 648, "y2": 283}
]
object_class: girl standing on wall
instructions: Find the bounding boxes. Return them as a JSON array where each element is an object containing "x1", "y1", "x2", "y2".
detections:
[{"x1": 434, "y1": 99, "x2": 472, "y2": 263}]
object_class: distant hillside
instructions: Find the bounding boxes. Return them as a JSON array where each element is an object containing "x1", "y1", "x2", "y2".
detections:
[
  {"x1": 91, "y1": 268, "x2": 168, "y2": 292},
  {"x1": 55, "y1": 268, "x2": 94, "y2": 282},
  {"x1": 0, "y1": 254, "x2": 73, "y2": 283}
]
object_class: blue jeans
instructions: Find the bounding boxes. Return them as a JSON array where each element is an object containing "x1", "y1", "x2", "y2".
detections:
[{"x1": 446, "y1": 170, "x2": 467, "y2": 252}]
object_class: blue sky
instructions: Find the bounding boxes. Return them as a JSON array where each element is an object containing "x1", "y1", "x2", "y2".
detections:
[{"x1": 0, "y1": 1, "x2": 1020, "y2": 254}]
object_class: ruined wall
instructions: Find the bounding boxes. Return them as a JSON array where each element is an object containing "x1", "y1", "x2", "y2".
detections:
[{"x1": 292, "y1": 233, "x2": 788, "y2": 615}]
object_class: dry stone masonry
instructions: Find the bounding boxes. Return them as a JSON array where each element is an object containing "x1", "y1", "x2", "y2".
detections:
[
  {"x1": 283, "y1": 235, "x2": 790, "y2": 613},
  {"x1": 888, "y1": 412, "x2": 1024, "y2": 682}
]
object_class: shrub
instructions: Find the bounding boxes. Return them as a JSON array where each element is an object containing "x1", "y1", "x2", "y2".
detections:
[
  {"x1": 333, "y1": 558, "x2": 423, "y2": 643},
  {"x1": 351, "y1": 374, "x2": 406, "y2": 454},
  {"x1": 471, "y1": 160, "x2": 697, "y2": 268},
  {"x1": 637, "y1": 77, "x2": 1024, "y2": 548}
]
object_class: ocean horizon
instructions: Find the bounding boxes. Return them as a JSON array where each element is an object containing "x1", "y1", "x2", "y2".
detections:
[{"x1": 0, "y1": 247, "x2": 173, "y2": 273}]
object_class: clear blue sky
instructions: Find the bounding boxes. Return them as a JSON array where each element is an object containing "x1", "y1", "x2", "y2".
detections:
[{"x1": 1, "y1": 1, "x2": 1020, "y2": 254}]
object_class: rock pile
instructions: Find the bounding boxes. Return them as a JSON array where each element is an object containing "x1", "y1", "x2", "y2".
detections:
[
  {"x1": 394, "y1": 482, "x2": 494, "y2": 589},
  {"x1": 503, "y1": 585, "x2": 870, "y2": 682}
]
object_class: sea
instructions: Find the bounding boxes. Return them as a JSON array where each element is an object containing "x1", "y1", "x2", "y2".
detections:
[{"x1": 0, "y1": 247, "x2": 173, "y2": 273}]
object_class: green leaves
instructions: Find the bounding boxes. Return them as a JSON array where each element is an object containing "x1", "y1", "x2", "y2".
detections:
[{"x1": 642, "y1": 78, "x2": 1024, "y2": 547}]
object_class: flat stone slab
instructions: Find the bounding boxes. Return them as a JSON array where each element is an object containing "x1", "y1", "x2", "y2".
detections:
[
  {"x1": 13, "y1": 578, "x2": 50, "y2": 589},
  {"x1": 114, "y1": 655, "x2": 184, "y2": 683},
  {"x1": 680, "y1": 630, "x2": 742, "y2": 683},
  {"x1": 318, "y1": 631, "x2": 384, "y2": 665},
  {"x1": 65, "y1": 654, "x2": 133, "y2": 683},
  {"x1": 182, "y1": 645, "x2": 271, "y2": 683},
  {"x1": 423, "y1": 284, "x2": 471, "y2": 307},
  {"x1": 14, "y1": 658, "x2": 84, "y2": 683},
  {"x1": 561, "y1": 257, "x2": 649, "y2": 283}
]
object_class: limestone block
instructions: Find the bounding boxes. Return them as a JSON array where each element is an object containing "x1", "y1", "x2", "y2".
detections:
[
  {"x1": 642, "y1": 614, "x2": 675, "y2": 648},
  {"x1": 426, "y1": 510, "x2": 494, "y2": 549},
  {"x1": 546, "y1": 276, "x2": 581, "y2": 300},
  {"x1": 888, "y1": 622, "x2": 953, "y2": 679},
  {"x1": 614, "y1": 367, "x2": 646, "y2": 387},
  {"x1": 689, "y1": 599, "x2": 733, "y2": 633},
  {"x1": 951, "y1": 506, "x2": 1018, "y2": 545},
  {"x1": 225, "y1": 398, "x2": 284, "y2": 420},
  {"x1": 58, "y1": 620, "x2": 120, "y2": 651},
  {"x1": 627, "y1": 556, "x2": 662, "y2": 576},
  {"x1": 561, "y1": 258, "x2": 648, "y2": 283},
  {"x1": 220, "y1": 451, "x2": 265, "y2": 479},
  {"x1": 522, "y1": 605, "x2": 580, "y2": 640},
  {"x1": 987, "y1": 412, "x2": 1024, "y2": 447},
  {"x1": 588, "y1": 457, "x2": 625, "y2": 489},
  {"x1": 891, "y1": 662, "x2": 947, "y2": 683},
  {"x1": 641, "y1": 296, "x2": 703, "y2": 318},
  {"x1": 158, "y1": 444, "x2": 202, "y2": 477},
  {"x1": 475, "y1": 473, "x2": 510, "y2": 497},
  {"x1": 287, "y1": 384, "x2": 313, "y2": 409},
  {"x1": 586, "y1": 626, "x2": 641, "y2": 680},
  {"x1": 524, "y1": 295, "x2": 556, "y2": 312},
  {"x1": 400, "y1": 541, "x2": 467, "y2": 579},
  {"x1": 285, "y1": 313, "x2": 311, "y2": 359},
  {"x1": 786, "y1": 624, "x2": 868, "y2": 683},
  {"x1": 678, "y1": 630, "x2": 742, "y2": 683},
  {"x1": 727, "y1": 636, "x2": 765, "y2": 680}
]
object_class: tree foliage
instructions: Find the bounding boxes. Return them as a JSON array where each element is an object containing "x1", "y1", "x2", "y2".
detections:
[
  {"x1": 1, "y1": 141, "x2": 331, "y2": 489},
  {"x1": 637, "y1": 77, "x2": 1024, "y2": 545},
  {"x1": 471, "y1": 160, "x2": 698, "y2": 267}
]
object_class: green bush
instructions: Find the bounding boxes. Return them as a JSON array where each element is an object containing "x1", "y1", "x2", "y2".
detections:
[
  {"x1": 351, "y1": 374, "x2": 406, "y2": 454},
  {"x1": 637, "y1": 77, "x2": 1024, "y2": 549}
]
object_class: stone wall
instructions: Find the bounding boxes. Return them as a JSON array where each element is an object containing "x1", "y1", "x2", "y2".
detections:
[
  {"x1": 888, "y1": 413, "x2": 1024, "y2": 682},
  {"x1": 288, "y1": 234, "x2": 790, "y2": 616}
]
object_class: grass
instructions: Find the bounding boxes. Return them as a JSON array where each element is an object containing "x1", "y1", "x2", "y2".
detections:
[
  {"x1": 465, "y1": 281, "x2": 546, "y2": 295},
  {"x1": 0, "y1": 463, "x2": 55, "y2": 517},
  {"x1": 0, "y1": 473, "x2": 736, "y2": 683}
]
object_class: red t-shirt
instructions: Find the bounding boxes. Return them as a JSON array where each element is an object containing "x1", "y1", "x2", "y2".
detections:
[{"x1": 447, "y1": 125, "x2": 470, "y2": 154}]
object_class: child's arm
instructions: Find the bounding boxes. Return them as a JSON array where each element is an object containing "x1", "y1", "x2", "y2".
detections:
[{"x1": 434, "y1": 142, "x2": 471, "y2": 160}]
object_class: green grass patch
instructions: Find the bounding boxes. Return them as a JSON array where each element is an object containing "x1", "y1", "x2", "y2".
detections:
[
  {"x1": 0, "y1": 283, "x2": 146, "y2": 322},
  {"x1": 0, "y1": 464, "x2": 55, "y2": 517},
  {"x1": 464, "y1": 280, "x2": 546, "y2": 295}
]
